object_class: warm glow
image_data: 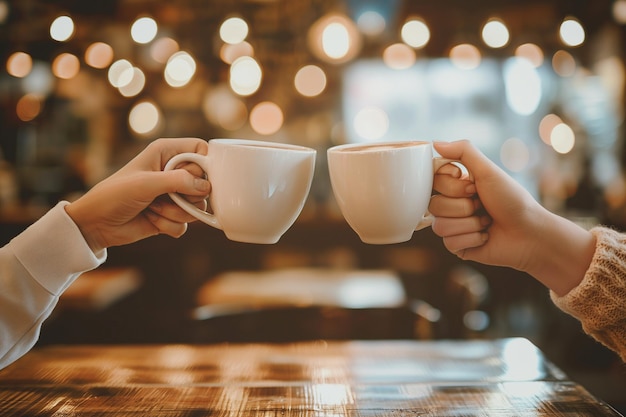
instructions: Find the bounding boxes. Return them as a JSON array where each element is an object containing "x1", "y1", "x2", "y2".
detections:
[
  {"x1": 515, "y1": 43, "x2": 544, "y2": 68},
  {"x1": 52, "y1": 53, "x2": 80, "y2": 79},
  {"x1": 323, "y1": 22, "x2": 350, "y2": 59},
  {"x1": 449, "y1": 44, "x2": 481, "y2": 70},
  {"x1": 308, "y1": 13, "x2": 361, "y2": 64},
  {"x1": 482, "y1": 18, "x2": 510, "y2": 48},
  {"x1": 250, "y1": 101, "x2": 283, "y2": 135},
  {"x1": 294, "y1": 65, "x2": 327, "y2": 97},
  {"x1": 559, "y1": 18, "x2": 585, "y2": 47},
  {"x1": 131, "y1": 16, "x2": 158, "y2": 44},
  {"x1": 353, "y1": 107, "x2": 389, "y2": 141},
  {"x1": 551, "y1": 123, "x2": 575, "y2": 154},
  {"x1": 129, "y1": 101, "x2": 161, "y2": 135},
  {"x1": 6, "y1": 52, "x2": 32, "y2": 78},
  {"x1": 0, "y1": 1, "x2": 8, "y2": 24},
  {"x1": 504, "y1": 58, "x2": 542, "y2": 116},
  {"x1": 50, "y1": 15, "x2": 75, "y2": 41},
  {"x1": 16, "y1": 94, "x2": 43, "y2": 122},
  {"x1": 85, "y1": 42, "x2": 114, "y2": 69},
  {"x1": 500, "y1": 137, "x2": 530, "y2": 172},
  {"x1": 108, "y1": 59, "x2": 134, "y2": 88},
  {"x1": 118, "y1": 67, "x2": 145, "y2": 97},
  {"x1": 401, "y1": 18, "x2": 430, "y2": 49},
  {"x1": 164, "y1": 51, "x2": 196, "y2": 87},
  {"x1": 220, "y1": 17, "x2": 249, "y2": 44},
  {"x1": 538, "y1": 114, "x2": 563, "y2": 145},
  {"x1": 220, "y1": 41, "x2": 254, "y2": 65},
  {"x1": 552, "y1": 50, "x2": 576, "y2": 77},
  {"x1": 229, "y1": 56, "x2": 262, "y2": 96},
  {"x1": 383, "y1": 43, "x2": 416, "y2": 70},
  {"x1": 150, "y1": 37, "x2": 179, "y2": 64}
]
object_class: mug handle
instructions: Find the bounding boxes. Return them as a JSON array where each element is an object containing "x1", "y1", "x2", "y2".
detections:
[
  {"x1": 163, "y1": 153, "x2": 222, "y2": 230},
  {"x1": 415, "y1": 157, "x2": 473, "y2": 231}
]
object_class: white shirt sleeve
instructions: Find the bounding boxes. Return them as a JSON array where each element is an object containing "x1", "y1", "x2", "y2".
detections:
[{"x1": 0, "y1": 201, "x2": 107, "y2": 369}]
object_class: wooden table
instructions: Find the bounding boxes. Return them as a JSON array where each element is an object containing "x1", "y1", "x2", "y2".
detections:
[{"x1": 0, "y1": 338, "x2": 622, "y2": 416}]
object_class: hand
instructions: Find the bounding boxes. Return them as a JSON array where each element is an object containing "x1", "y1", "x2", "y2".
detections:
[
  {"x1": 65, "y1": 138, "x2": 211, "y2": 253},
  {"x1": 429, "y1": 140, "x2": 596, "y2": 296}
]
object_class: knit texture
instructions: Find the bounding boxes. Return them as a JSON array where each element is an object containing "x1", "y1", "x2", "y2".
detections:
[{"x1": 550, "y1": 226, "x2": 626, "y2": 361}]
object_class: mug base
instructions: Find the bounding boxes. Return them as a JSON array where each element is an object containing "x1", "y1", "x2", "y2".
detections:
[{"x1": 225, "y1": 233, "x2": 281, "y2": 245}]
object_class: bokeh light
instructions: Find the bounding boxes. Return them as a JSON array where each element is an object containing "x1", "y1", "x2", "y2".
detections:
[
  {"x1": 294, "y1": 65, "x2": 327, "y2": 97},
  {"x1": 220, "y1": 41, "x2": 254, "y2": 65},
  {"x1": 383, "y1": 43, "x2": 416, "y2": 70},
  {"x1": 538, "y1": 114, "x2": 563, "y2": 145},
  {"x1": 449, "y1": 44, "x2": 481, "y2": 70},
  {"x1": 220, "y1": 17, "x2": 249, "y2": 44},
  {"x1": 108, "y1": 59, "x2": 134, "y2": 88},
  {"x1": 164, "y1": 51, "x2": 196, "y2": 88},
  {"x1": 131, "y1": 17, "x2": 158, "y2": 44},
  {"x1": 118, "y1": 67, "x2": 146, "y2": 97},
  {"x1": 250, "y1": 101, "x2": 283, "y2": 135},
  {"x1": 550, "y1": 123, "x2": 575, "y2": 154},
  {"x1": 16, "y1": 94, "x2": 43, "y2": 122},
  {"x1": 229, "y1": 56, "x2": 262, "y2": 96},
  {"x1": 129, "y1": 101, "x2": 161, "y2": 135},
  {"x1": 6, "y1": 52, "x2": 32, "y2": 78},
  {"x1": 559, "y1": 18, "x2": 585, "y2": 47},
  {"x1": 202, "y1": 85, "x2": 248, "y2": 131},
  {"x1": 50, "y1": 15, "x2": 75, "y2": 42},
  {"x1": 85, "y1": 42, "x2": 114, "y2": 69},
  {"x1": 515, "y1": 43, "x2": 544, "y2": 68},
  {"x1": 552, "y1": 50, "x2": 576, "y2": 77},
  {"x1": 482, "y1": 18, "x2": 510, "y2": 48},
  {"x1": 308, "y1": 13, "x2": 361, "y2": 64},
  {"x1": 356, "y1": 10, "x2": 386, "y2": 37},
  {"x1": 52, "y1": 53, "x2": 80, "y2": 79},
  {"x1": 401, "y1": 18, "x2": 430, "y2": 49}
]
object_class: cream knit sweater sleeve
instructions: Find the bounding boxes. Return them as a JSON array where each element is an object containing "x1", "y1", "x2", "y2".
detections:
[{"x1": 550, "y1": 226, "x2": 626, "y2": 361}]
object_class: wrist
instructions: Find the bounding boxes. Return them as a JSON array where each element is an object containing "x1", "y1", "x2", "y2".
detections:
[
  {"x1": 64, "y1": 200, "x2": 106, "y2": 253},
  {"x1": 524, "y1": 211, "x2": 596, "y2": 296}
]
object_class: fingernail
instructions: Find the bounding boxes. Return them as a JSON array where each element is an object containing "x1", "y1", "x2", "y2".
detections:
[{"x1": 194, "y1": 178, "x2": 210, "y2": 192}]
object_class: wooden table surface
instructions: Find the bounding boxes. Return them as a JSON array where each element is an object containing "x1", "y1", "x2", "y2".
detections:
[{"x1": 0, "y1": 338, "x2": 621, "y2": 416}]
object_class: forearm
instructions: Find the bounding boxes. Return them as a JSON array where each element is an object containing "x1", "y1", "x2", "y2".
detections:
[{"x1": 0, "y1": 202, "x2": 106, "y2": 369}]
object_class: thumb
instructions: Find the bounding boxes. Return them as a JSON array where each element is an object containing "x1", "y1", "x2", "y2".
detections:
[{"x1": 434, "y1": 140, "x2": 500, "y2": 180}]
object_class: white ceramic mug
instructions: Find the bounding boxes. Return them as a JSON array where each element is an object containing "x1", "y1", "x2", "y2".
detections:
[
  {"x1": 327, "y1": 140, "x2": 466, "y2": 244},
  {"x1": 164, "y1": 138, "x2": 316, "y2": 244}
]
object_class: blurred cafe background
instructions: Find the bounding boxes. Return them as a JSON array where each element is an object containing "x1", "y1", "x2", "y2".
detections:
[{"x1": 2, "y1": 0, "x2": 626, "y2": 410}]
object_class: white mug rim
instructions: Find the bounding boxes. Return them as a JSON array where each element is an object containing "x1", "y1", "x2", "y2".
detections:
[
  {"x1": 327, "y1": 140, "x2": 431, "y2": 153},
  {"x1": 210, "y1": 138, "x2": 316, "y2": 154}
]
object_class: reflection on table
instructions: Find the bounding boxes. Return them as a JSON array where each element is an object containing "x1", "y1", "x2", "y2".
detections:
[{"x1": 0, "y1": 338, "x2": 622, "y2": 416}]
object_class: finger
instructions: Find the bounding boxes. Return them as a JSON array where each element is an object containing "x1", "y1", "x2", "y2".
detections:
[
  {"x1": 433, "y1": 174, "x2": 475, "y2": 198},
  {"x1": 150, "y1": 199, "x2": 207, "y2": 223},
  {"x1": 433, "y1": 140, "x2": 499, "y2": 178},
  {"x1": 144, "y1": 210, "x2": 188, "y2": 238},
  {"x1": 442, "y1": 232, "x2": 489, "y2": 254},
  {"x1": 429, "y1": 194, "x2": 479, "y2": 217},
  {"x1": 432, "y1": 215, "x2": 491, "y2": 237},
  {"x1": 436, "y1": 162, "x2": 462, "y2": 178},
  {"x1": 139, "y1": 170, "x2": 211, "y2": 201}
]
